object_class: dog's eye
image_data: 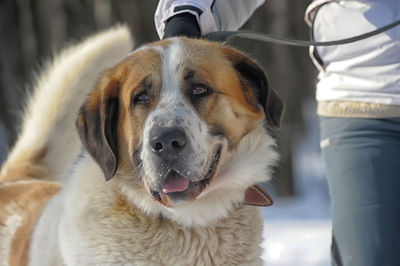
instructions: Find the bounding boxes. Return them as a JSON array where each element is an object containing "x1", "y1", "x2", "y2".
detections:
[
  {"x1": 192, "y1": 85, "x2": 210, "y2": 98},
  {"x1": 133, "y1": 91, "x2": 150, "y2": 106}
]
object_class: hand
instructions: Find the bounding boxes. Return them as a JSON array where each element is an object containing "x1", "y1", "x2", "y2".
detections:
[{"x1": 163, "y1": 13, "x2": 201, "y2": 39}]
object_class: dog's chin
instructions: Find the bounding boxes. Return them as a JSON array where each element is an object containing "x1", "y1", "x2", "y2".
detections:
[{"x1": 148, "y1": 145, "x2": 222, "y2": 207}]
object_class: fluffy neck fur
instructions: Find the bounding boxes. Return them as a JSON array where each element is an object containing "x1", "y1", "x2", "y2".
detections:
[{"x1": 117, "y1": 123, "x2": 277, "y2": 227}]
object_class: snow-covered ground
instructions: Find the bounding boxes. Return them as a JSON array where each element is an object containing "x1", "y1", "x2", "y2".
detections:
[
  {"x1": 261, "y1": 102, "x2": 332, "y2": 266},
  {"x1": 262, "y1": 221, "x2": 331, "y2": 266}
]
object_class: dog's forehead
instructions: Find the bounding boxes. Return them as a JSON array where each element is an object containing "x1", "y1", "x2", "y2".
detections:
[
  {"x1": 130, "y1": 38, "x2": 224, "y2": 79},
  {"x1": 132, "y1": 39, "x2": 194, "y2": 103},
  {"x1": 131, "y1": 39, "x2": 184, "y2": 66},
  {"x1": 152, "y1": 40, "x2": 197, "y2": 118}
]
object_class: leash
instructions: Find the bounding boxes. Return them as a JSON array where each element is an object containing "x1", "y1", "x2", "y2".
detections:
[{"x1": 205, "y1": 19, "x2": 400, "y2": 47}]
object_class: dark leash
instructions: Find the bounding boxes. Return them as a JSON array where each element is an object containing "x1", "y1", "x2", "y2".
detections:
[{"x1": 205, "y1": 19, "x2": 400, "y2": 47}]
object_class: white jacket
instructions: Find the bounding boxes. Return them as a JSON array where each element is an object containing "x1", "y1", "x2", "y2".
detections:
[
  {"x1": 155, "y1": 0, "x2": 400, "y2": 117},
  {"x1": 306, "y1": 0, "x2": 400, "y2": 117}
]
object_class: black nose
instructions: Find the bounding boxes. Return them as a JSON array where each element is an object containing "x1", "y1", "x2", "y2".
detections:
[{"x1": 149, "y1": 127, "x2": 187, "y2": 159}]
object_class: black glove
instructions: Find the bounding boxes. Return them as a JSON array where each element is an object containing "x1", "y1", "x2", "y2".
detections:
[{"x1": 163, "y1": 13, "x2": 201, "y2": 39}]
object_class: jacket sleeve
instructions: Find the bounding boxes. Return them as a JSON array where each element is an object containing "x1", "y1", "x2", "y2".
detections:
[{"x1": 155, "y1": 0, "x2": 265, "y2": 39}]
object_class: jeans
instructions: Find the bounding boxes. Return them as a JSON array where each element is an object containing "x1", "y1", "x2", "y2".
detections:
[{"x1": 319, "y1": 117, "x2": 400, "y2": 266}]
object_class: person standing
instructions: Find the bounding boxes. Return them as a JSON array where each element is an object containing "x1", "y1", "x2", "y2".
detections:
[{"x1": 306, "y1": 1, "x2": 400, "y2": 265}]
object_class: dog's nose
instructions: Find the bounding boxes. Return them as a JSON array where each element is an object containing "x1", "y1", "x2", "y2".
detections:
[{"x1": 150, "y1": 127, "x2": 187, "y2": 159}]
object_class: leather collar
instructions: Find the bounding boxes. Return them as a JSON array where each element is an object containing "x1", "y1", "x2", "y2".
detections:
[{"x1": 243, "y1": 184, "x2": 273, "y2": 207}]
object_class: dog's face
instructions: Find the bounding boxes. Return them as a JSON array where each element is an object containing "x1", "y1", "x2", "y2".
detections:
[{"x1": 77, "y1": 38, "x2": 283, "y2": 226}]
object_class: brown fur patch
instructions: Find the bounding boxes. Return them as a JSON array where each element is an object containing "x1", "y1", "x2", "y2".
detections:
[
  {"x1": 174, "y1": 38, "x2": 265, "y2": 149},
  {"x1": 0, "y1": 180, "x2": 60, "y2": 266}
]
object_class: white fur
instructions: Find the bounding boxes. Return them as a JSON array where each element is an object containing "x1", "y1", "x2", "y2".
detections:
[
  {"x1": 125, "y1": 123, "x2": 277, "y2": 227},
  {"x1": 168, "y1": 124, "x2": 278, "y2": 226}
]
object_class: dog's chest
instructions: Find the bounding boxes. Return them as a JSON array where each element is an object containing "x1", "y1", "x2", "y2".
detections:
[{"x1": 65, "y1": 204, "x2": 263, "y2": 265}]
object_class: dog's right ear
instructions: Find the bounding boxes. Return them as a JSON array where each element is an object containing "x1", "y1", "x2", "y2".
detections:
[{"x1": 76, "y1": 78, "x2": 120, "y2": 181}]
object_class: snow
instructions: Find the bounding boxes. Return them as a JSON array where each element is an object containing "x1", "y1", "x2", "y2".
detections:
[{"x1": 262, "y1": 220, "x2": 331, "y2": 266}]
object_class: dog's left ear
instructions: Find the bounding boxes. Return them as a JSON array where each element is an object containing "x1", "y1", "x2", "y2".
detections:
[
  {"x1": 76, "y1": 78, "x2": 120, "y2": 181},
  {"x1": 223, "y1": 47, "x2": 284, "y2": 128}
]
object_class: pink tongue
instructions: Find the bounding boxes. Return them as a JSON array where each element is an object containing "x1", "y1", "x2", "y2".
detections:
[{"x1": 162, "y1": 173, "x2": 190, "y2": 193}]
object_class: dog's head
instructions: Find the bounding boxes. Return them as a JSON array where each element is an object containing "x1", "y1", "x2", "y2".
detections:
[{"x1": 76, "y1": 38, "x2": 283, "y2": 226}]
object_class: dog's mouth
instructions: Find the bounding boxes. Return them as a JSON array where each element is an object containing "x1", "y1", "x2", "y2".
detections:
[{"x1": 150, "y1": 145, "x2": 222, "y2": 206}]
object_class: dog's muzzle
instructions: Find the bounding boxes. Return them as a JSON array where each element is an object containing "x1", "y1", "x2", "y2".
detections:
[{"x1": 147, "y1": 126, "x2": 222, "y2": 206}]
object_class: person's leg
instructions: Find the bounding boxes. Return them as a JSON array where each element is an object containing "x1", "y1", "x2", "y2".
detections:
[{"x1": 319, "y1": 117, "x2": 400, "y2": 266}]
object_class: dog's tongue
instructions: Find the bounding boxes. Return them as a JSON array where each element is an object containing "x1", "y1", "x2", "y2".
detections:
[{"x1": 162, "y1": 172, "x2": 189, "y2": 193}]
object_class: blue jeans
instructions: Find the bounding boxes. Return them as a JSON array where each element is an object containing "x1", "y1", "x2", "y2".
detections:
[{"x1": 319, "y1": 117, "x2": 400, "y2": 266}]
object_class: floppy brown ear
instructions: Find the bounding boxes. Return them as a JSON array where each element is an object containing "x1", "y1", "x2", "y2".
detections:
[
  {"x1": 224, "y1": 47, "x2": 284, "y2": 128},
  {"x1": 76, "y1": 79, "x2": 120, "y2": 180}
]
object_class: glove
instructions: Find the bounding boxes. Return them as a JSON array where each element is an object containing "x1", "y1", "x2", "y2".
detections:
[{"x1": 163, "y1": 13, "x2": 201, "y2": 39}]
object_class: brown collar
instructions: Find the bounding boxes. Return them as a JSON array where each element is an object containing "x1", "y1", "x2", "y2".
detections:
[{"x1": 243, "y1": 184, "x2": 273, "y2": 207}]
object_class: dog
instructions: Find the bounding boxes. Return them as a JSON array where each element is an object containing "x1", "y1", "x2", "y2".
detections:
[{"x1": 0, "y1": 26, "x2": 283, "y2": 265}]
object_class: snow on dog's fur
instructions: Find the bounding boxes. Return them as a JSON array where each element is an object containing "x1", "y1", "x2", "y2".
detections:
[{"x1": 0, "y1": 25, "x2": 283, "y2": 265}]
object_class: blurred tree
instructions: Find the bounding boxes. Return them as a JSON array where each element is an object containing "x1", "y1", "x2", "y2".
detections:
[
  {"x1": 0, "y1": 0, "x2": 316, "y2": 196},
  {"x1": 0, "y1": 0, "x2": 25, "y2": 146}
]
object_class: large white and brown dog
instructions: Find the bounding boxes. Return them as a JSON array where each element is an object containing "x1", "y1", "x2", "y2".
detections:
[{"x1": 0, "y1": 26, "x2": 283, "y2": 265}]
